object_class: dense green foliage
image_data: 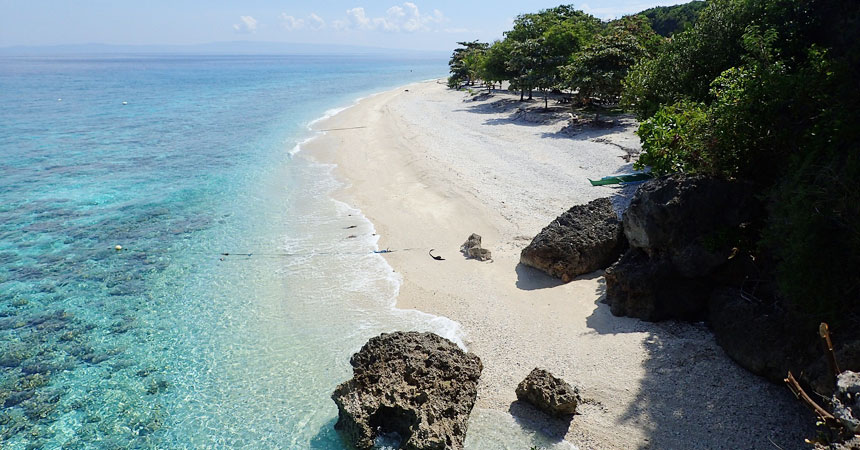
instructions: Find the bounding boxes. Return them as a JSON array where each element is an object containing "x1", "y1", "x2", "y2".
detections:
[
  {"x1": 447, "y1": 5, "x2": 659, "y2": 105},
  {"x1": 448, "y1": 41, "x2": 489, "y2": 88},
  {"x1": 561, "y1": 16, "x2": 659, "y2": 103},
  {"x1": 639, "y1": 1, "x2": 708, "y2": 36},
  {"x1": 628, "y1": 0, "x2": 860, "y2": 326}
]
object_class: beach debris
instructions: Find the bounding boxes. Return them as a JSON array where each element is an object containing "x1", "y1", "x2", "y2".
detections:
[
  {"x1": 332, "y1": 331, "x2": 482, "y2": 450},
  {"x1": 428, "y1": 249, "x2": 445, "y2": 261},
  {"x1": 122, "y1": 101, "x2": 128, "y2": 105},
  {"x1": 114, "y1": 245, "x2": 122, "y2": 251},
  {"x1": 345, "y1": 225, "x2": 358, "y2": 229},
  {"x1": 520, "y1": 197, "x2": 626, "y2": 283},
  {"x1": 515, "y1": 368, "x2": 581, "y2": 417},
  {"x1": 460, "y1": 233, "x2": 492, "y2": 261}
]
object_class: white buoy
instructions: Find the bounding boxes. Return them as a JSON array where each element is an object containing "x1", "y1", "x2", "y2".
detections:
[
  {"x1": 57, "y1": 98, "x2": 62, "y2": 101},
  {"x1": 122, "y1": 101, "x2": 128, "y2": 105},
  {"x1": 115, "y1": 245, "x2": 123, "y2": 251}
]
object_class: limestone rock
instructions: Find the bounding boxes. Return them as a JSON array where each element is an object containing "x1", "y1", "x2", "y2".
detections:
[
  {"x1": 815, "y1": 436, "x2": 860, "y2": 450},
  {"x1": 604, "y1": 249, "x2": 711, "y2": 321},
  {"x1": 605, "y1": 174, "x2": 761, "y2": 321},
  {"x1": 833, "y1": 371, "x2": 860, "y2": 433},
  {"x1": 707, "y1": 288, "x2": 806, "y2": 383},
  {"x1": 623, "y1": 174, "x2": 759, "y2": 278},
  {"x1": 331, "y1": 332, "x2": 482, "y2": 450},
  {"x1": 520, "y1": 198, "x2": 626, "y2": 282},
  {"x1": 515, "y1": 368, "x2": 580, "y2": 417},
  {"x1": 461, "y1": 233, "x2": 492, "y2": 261}
]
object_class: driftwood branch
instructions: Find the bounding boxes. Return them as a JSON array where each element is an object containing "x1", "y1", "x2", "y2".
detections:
[
  {"x1": 785, "y1": 371, "x2": 841, "y2": 428},
  {"x1": 819, "y1": 322, "x2": 841, "y2": 380}
]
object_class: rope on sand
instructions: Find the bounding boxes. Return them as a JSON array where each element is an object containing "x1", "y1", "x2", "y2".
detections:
[
  {"x1": 317, "y1": 126, "x2": 367, "y2": 132},
  {"x1": 111, "y1": 246, "x2": 424, "y2": 260}
]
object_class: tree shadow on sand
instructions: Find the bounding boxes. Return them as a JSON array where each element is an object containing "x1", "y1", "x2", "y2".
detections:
[{"x1": 585, "y1": 279, "x2": 816, "y2": 449}]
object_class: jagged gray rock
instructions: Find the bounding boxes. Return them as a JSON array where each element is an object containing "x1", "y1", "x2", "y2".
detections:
[
  {"x1": 833, "y1": 371, "x2": 860, "y2": 434},
  {"x1": 622, "y1": 174, "x2": 758, "y2": 278},
  {"x1": 604, "y1": 249, "x2": 711, "y2": 321},
  {"x1": 605, "y1": 174, "x2": 760, "y2": 321},
  {"x1": 461, "y1": 233, "x2": 492, "y2": 261},
  {"x1": 515, "y1": 368, "x2": 581, "y2": 417},
  {"x1": 707, "y1": 288, "x2": 808, "y2": 383},
  {"x1": 520, "y1": 198, "x2": 626, "y2": 282},
  {"x1": 331, "y1": 332, "x2": 482, "y2": 450}
]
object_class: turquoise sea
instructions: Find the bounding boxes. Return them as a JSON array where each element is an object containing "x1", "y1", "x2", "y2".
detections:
[{"x1": 0, "y1": 54, "x2": 570, "y2": 449}]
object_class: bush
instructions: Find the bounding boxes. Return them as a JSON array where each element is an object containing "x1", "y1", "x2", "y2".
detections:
[{"x1": 633, "y1": 101, "x2": 711, "y2": 176}]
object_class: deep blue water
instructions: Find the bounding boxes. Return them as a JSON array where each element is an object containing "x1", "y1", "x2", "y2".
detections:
[{"x1": 0, "y1": 54, "x2": 458, "y2": 449}]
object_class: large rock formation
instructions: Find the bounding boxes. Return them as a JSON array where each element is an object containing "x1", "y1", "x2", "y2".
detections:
[
  {"x1": 331, "y1": 332, "x2": 482, "y2": 450},
  {"x1": 520, "y1": 198, "x2": 626, "y2": 282},
  {"x1": 605, "y1": 174, "x2": 759, "y2": 321},
  {"x1": 706, "y1": 288, "x2": 811, "y2": 383},
  {"x1": 515, "y1": 368, "x2": 581, "y2": 417},
  {"x1": 622, "y1": 174, "x2": 758, "y2": 278}
]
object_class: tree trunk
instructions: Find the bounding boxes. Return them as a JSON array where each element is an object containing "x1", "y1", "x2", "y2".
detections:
[
  {"x1": 544, "y1": 91, "x2": 548, "y2": 110},
  {"x1": 528, "y1": 88, "x2": 533, "y2": 100},
  {"x1": 520, "y1": 89, "x2": 525, "y2": 101}
]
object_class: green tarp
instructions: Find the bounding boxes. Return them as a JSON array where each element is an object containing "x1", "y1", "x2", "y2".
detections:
[{"x1": 588, "y1": 173, "x2": 652, "y2": 186}]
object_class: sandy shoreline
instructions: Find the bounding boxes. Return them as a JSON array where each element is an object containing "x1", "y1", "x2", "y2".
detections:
[{"x1": 303, "y1": 80, "x2": 812, "y2": 449}]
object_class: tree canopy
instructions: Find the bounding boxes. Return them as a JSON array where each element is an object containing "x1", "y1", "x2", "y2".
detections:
[{"x1": 639, "y1": 1, "x2": 708, "y2": 36}]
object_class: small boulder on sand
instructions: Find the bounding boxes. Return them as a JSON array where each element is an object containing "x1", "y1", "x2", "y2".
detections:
[
  {"x1": 461, "y1": 233, "x2": 492, "y2": 261},
  {"x1": 520, "y1": 197, "x2": 626, "y2": 282},
  {"x1": 515, "y1": 368, "x2": 581, "y2": 417}
]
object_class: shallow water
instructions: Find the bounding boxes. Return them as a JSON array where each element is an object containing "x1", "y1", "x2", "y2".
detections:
[{"x1": 0, "y1": 55, "x2": 576, "y2": 449}]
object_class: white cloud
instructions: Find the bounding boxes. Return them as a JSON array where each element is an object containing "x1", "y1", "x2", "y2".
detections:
[
  {"x1": 280, "y1": 14, "x2": 305, "y2": 30},
  {"x1": 339, "y1": 3, "x2": 447, "y2": 32},
  {"x1": 308, "y1": 13, "x2": 326, "y2": 30},
  {"x1": 233, "y1": 16, "x2": 258, "y2": 33},
  {"x1": 280, "y1": 12, "x2": 326, "y2": 31}
]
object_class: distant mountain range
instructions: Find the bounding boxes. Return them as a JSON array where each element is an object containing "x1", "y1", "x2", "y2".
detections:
[{"x1": 0, "y1": 41, "x2": 449, "y2": 57}]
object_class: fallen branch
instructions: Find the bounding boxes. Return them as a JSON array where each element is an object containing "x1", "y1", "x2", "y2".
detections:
[{"x1": 785, "y1": 371, "x2": 841, "y2": 429}]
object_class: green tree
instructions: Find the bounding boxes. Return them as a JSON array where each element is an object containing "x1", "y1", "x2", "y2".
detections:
[
  {"x1": 448, "y1": 41, "x2": 489, "y2": 88},
  {"x1": 504, "y1": 5, "x2": 601, "y2": 102},
  {"x1": 562, "y1": 16, "x2": 657, "y2": 106},
  {"x1": 477, "y1": 40, "x2": 515, "y2": 92},
  {"x1": 640, "y1": 0, "x2": 708, "y2": 37}
]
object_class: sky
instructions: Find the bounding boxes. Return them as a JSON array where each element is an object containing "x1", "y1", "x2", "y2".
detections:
[{"x1": 0, "y1": 1, "x2": 691, "y2": 51}]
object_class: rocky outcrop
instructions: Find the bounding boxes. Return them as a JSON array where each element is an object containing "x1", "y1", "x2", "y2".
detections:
[
  {"x1": 331, "y1": 332, "x2": 482, "y2": 450},
  {"x1": 622, "y1": 174, "x2": 758, "y2": 278},
  {"x1": 707, "y1": 288, "x2": 812, "y2": 383},
  {"x1": 605, "y1": 249, "x2": 711, "y2": 321},
  {"x1": 833, "y1": 371, "x2": 860, "y2": 434},
  {"x1": 605, "y1": 174, "x2": 759, "y2": 321},
  {"x1": 520, "y1": 198, "x2": 626, "y2": 282},
  {"x1": 461, "y1": 233, "x2": 492, "y2": 261},
  {"x1": 515, "y1": 368, "x2": 581, "y2": 417}
]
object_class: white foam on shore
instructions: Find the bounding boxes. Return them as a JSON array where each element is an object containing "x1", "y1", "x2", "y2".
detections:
[
  {"x1": 285, "y1": 82, "x2": 467, "y2": 351},
  {"x1": 329, "y1": 197, "x2": 467, "y2": 350}
]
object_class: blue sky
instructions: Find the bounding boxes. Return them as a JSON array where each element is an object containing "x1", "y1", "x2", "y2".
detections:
[{"x1": 0, "y1": 1, "x2": 690, "y2": 51}]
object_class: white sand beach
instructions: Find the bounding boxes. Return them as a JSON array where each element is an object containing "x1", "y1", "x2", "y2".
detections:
[{"x1": 304, "y1": 80, "x2": 812, "y2": 449}]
